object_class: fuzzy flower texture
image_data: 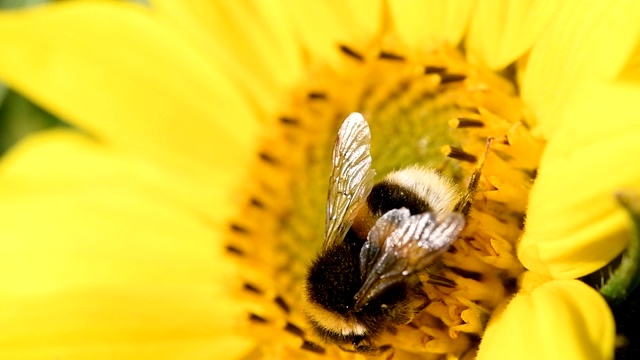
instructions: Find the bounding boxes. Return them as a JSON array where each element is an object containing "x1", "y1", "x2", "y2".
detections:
[{"x1": 1, "y1": 1, "x2": 640, "y2": 359}]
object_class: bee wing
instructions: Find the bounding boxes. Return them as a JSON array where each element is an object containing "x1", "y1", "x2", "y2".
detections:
[
  {"x1": 323, "y1": 112, "x2": 376, "y2": 251},
  {"x1": 354, "y1": 209, "x2": 464, "y2": 310},
  {"x1": 358, "y1": 208, "x2": 409, "y2": 280}
]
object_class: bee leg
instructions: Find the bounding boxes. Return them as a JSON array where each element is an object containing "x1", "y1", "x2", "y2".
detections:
[
  {"x1": 414, "y1": 286, "x2": 430, "y2": 313},
  {"x1": 337, "y1": 345, "x2": 357, "y2": 353},
  {"x1": 354, "y1": 343, "x2": 393, "y2": 357},
  {"x1": 455, "y1": 137, "x2": 493, "y2": 216}
]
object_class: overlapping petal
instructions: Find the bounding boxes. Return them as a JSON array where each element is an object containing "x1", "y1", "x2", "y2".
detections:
[
  {"x1": 388, "y1": 0, "x2": 473, "y2": 51},
  {"x1": 0, "y1": 131, "x2": 252, "y2": 358},
  {"x1": 466, "y1": 0, "x2": 559, "y2": 70},
  {"x1": 522, "y1": 0, "x2": 640, "y2": 138},
  {"x1": 520, "y1": 81, "x2": 640, "y2": 279},
  {"x1": 150, "y1": 0, "x2": 305, "y2": 116},
  {"x1": 478, "y1": 279, "x2": 615, "y2": 360},
  {"x1": 0, "y1": 2, "x2": 259, "y2": 217},
  {"x1": 285, "y1": 0, "x2": 383, "y2": 70}
]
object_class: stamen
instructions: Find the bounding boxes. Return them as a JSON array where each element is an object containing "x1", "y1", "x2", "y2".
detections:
[
  {"x1": 243, "y1": 283, "x2": 263, "y2": 294},
  {"x1": 449, "y1": 118, "x2": 485, "y2": 128},
  {"x1": 279, "y1": 116, "x2": 300, "y2": 127},
  {"x1": 250, "y1": 197, "x2": 266, "y2": 209},
  {"x1": 225, "y1": 244, "x2": 245, "y2": 256},
  {"x1": 439, "y1": 73, "x2": 467, "y2": 84},
  {"x1": 230, "y1": 223, "x2": 250, "y2": 234},
  {"x1": 274, "y1": 296, "x2": 291, "y2": 313},
  {"x1": 284, "y1": 322, "x2": 305, "y2": 337},
  {"x1": 424, "y1": 66, "x2": 446, "y2": 74},
  {"x1": 339, "y1": 44, "x2": 365, "y2": 62},
  {"x1": 258, "y1": 152, "x2": 279, "y2": 166},
  {"x1": 378, "y1": 51, "x2": 405, "y2": 61},
  {"x1": 249, "y1": 313, "x2": 269, "y2": 323},
  {"x1": 441, "y1": 145, "x2": 477, "y2": 163},
  {"x1": 524, "y1": 168, "x2": 538, "y2": 180},
  {"x1": 500, "y1": 275, "x2": 518, "y2": 293},
  {"x1": 301, "y1": 340, "x2": 326, "y2": 354},
  {"x1": 307, "y1": 91, "x2": 328, "y2": 100}
]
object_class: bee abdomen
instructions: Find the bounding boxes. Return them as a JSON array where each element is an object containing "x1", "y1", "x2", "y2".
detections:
[
  {"x1": 368, "y1": 167, "x2": 462, "y2": 219},
  {"x1": 306, "y1": 230, "x2": 363, "y2": 314},
  {"x1": 367, "y1": 180, "x2": 431, "y2": 216}
]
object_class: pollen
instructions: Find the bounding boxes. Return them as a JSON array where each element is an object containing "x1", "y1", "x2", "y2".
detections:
[{"x1": 224, "y1": 43, "x2": 544, "y2": 359}]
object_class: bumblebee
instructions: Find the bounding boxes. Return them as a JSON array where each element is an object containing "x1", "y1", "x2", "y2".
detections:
[{"x1": 304, "y1": 112, "x2": 473, "y2": 353}]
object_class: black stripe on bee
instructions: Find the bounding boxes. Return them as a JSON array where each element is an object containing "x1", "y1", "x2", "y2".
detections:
[{"x1": 367, "y1": 181, "x2": 431, "y2": 216}]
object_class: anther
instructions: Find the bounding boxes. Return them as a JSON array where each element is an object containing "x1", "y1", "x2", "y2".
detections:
[
  {"x1": 259, "y1": 152, "x2": 279, "y2": 165},
  {"x1": 378, "y1": 51, "x2": 405, "y2": 61},
  {"x1": 279, "y1": 116, "x2": 300, "y2": 127},
  {"x1": 225, "y1": 244, "x2": 245, "y2": 256},
  {"x1": 449, "y1": 118, "x2": 485, "y2": 128},
  {"x1": 424, "y1": 66, "x2": 446, "y2": 74},
  {"x1": 250, "y1": 197, "x2": 266, "y2": 209},
  {"x1": 284, "y1": 322, "x2": 305, "y2": 337},
  {"x1": 439, "y1": 73, "x2": 467, "y2": 84},
  {"x1": 243, "y1": 283, "x2": 263, "y2": 294},
  {"x1": 274, "y1": 296, "x2": 291, "y2": 313},
  {"x1": 500, "y1": 274, "x2": 518, "y2": 294},
  {"x1": 301, "y1": 340, "x2": 326, "y2": 354},
  {"x1": 248, "y1": 313, "x2": 269, "y2": 323},
  {"x1": 514, "y1": 211, "x2": 526, "y2": 230},
  {"x1": 307, "y1": 91, "x2": 328, "y2": 100},
  {"x1": 338, "y1": 44, "x2": 364, "y2": 61},
  {"x1": 230, "y1": 223, "x2": 250, "y2": 234},
  {"x1": 441, "y1": 145, "x2": 478, "y2": 163}
]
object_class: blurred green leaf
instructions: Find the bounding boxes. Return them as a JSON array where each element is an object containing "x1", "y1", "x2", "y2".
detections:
[
  {"x1": 0, "y1": 83, "x2": 7, "y2": 106},
  {"x1": 600, "y1": 191, "x2": 640, "y2": 305},
  {"x1": 0, "y1": 0, "x2": 48, "y2": 9},
  {"x1": 0, "y1": 89, "x2": 69, "y2": 154}
]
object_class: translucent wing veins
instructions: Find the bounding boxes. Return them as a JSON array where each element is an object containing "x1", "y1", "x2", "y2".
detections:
[
  {"x1": 355, "y1": 208, "x2": 465, "y2": 310},
  {"x1": 323, "y1": 112, "x2": 376, "y2": 251}
]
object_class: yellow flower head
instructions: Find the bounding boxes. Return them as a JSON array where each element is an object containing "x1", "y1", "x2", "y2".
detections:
[{"x1": 1, "y1": 1, "x2": 639, "y2": 359}]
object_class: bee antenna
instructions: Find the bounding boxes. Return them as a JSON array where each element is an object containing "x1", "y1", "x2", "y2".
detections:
[{"x1": 455, "y1": 137, "x2": 493, "y2": 216}]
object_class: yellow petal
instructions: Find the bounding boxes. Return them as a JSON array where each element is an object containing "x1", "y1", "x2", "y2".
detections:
[
  {"x1": 0, "y1": 2, "x2": 259, "y2": 173},
  {"x1": 466, "y1": 0, "x2": 560, "y2": 70},
  {"x1": 522, "y1": 0, "x2": 640, "y2": 138},
  {"x1": 388, "y1": 0, "x2": 473, "y2": 51},
  {"x1": 0, "y1": 130, "x2": 235, "y2": 239},
  {"x1": 477, "y1": 279, "x2": 615, "y2": 360},
  {"x1": 0, "y1": 133, "x2": 252, "y2": 358},
  {"x1": 618, "y1": 40, "x2": 640, "y2": 83},
  {"x1": 150, "y1": 0, "x2": 305, "y2": 116},
  {"x1": 285, "y1": 0, "x2": 383, "y2": 69},
  {"x1": 520, "y1": 82, "x2": 640, "y2": 279}
]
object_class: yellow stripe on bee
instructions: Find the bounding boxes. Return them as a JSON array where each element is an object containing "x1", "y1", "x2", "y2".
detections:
[{"x1": 305, "y1": 301, "x2": 367, "y2": 336}]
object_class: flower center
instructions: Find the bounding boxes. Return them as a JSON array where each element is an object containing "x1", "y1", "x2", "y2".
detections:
[{"x1": 225, "y1": 44, "x2": 544, "y2": 358}]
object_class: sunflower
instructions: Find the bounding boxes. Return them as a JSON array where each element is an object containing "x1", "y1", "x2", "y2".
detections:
[{"x1": 0, "y1": 1, "x2": 639, "y2": 359}]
